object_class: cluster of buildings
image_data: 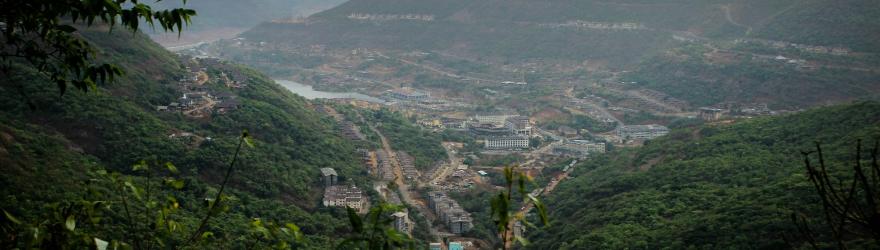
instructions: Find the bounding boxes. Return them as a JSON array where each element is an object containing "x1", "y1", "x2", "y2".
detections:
[
  {"x1": 375, "y1": 151, "x2": 395, "y2": 181},
  {"x1": 385, "y1": 88, "x2": 430, "y2": 101},
  {"x1": 320, "y1": 168, "x2": 368, "y2": 213},
  {"x1": 634, "y1": 89, "x2": 689, "y2": 112},
  {"x1": 397, "y1": 151, "x2": 420, "y2": 182},
  {"x1": 340, "y1": 121, "x2": 366, "y2": 141},
  {"x1": 616, "y1": 124, "x2": 670, "y2": 141},
  {"x1": 347, "y1": 13, "x2": 436, "y2": 22},
  {"x1": 155, "y1": 58, "x2": 244, "y2": 117},
  {"x1": 427, "y1": 192, "x2": 473, "y2": 234},
  {"x1": 384, "y1": 87, "x2": 465, "y2": 113},
  {"x1": 468, "y1": 114, "x2": 534, "y2": 150},
  {"x1": 700, "y1": 103, "x2": 778, "y2": 120},
  {"x1": 358, "y1": 149, "x2": 378, "y2": 175},
  {"x1": 737, "y1": 39, "x2": 851, "y2": 56},
  {"x1": 541, "y1": 20, "x2": 646, "y2": 31}
]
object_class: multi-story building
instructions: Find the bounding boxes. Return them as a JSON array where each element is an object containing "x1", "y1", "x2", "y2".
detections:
[
  {"x1": 505, "y1": 116, "x2": 532, "y2": 137},
  {"x1": 322, "y1": 185, "x2": 367, "y2": 213},
  {"x1": 485, "y1": 136, "x2": 529, "y2": 150},
  {"x1": 391, "y1": 212, "x2": 411, "y2": 234},
  {"x1": 469, "y1": 123, "x2": 514, "y2": 137},
  {"x1": 513, "y1": 221, "x2": 526, "y2": 239},
  {"x1": 616, "y1": 124, "x2": 669, "y2": 140},
  {"x1": 474, "y1": 114, "x2": 515, "y2": 125},
  {"x1": 553, "y1": 140, "x2": 606, "y2": 158},
  {"x1": 699, "y1": 107, "x2": 725, "y2": 121},
  {"x1": 376, "y1": 151, "x2": 395, "y2": 181},
  {"x1": 320, "y1": 168, "x2": 338, "y2": 187},
  {"x1": 427, "y1": 192, "x2": 473, "y2": 235},
  {"x1": 441, "y1": 117, "x2": 468, "y2": 129},
  {"x1": 397, "y1": 151, "x2": 420, "y2": 182}
]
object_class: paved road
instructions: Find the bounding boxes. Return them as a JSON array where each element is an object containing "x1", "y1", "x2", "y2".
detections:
[{"x1": 364, "y1": 118, "x2": 444, "y2": 241}]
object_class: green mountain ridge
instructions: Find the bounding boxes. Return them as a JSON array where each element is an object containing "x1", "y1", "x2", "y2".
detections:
[
  {"x1": 0, "y1": 28, "x2": 369, "y2": 248},
  {"x1": 527, "y1": 101, "x2": 880, "y2": 249}
]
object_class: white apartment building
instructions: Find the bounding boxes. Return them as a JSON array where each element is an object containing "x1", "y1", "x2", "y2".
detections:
[
  {"x1": 485, "y1": 136, "x2": 529, "y2": 149},
  {"x1": 616, "y1": 124, "x2": 669, "y2": 140}
]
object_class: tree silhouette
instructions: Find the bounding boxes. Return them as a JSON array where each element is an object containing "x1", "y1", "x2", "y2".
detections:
[{"x1": 787, "y1": 139, "x2": 880, "y2": 249}]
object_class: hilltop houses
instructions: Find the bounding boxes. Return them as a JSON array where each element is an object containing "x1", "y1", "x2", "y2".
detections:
[
  {"x1": 322, "y1": 185, "x2": 367, "y2": 213},
  {"x1": 427, "y1": 192, "x2": 473, "y2": 235},
  {"x1": 391, "y1": 212, "x2": 412, "y2": 235},
  {"x1": 320, "y1": 168, "x2": 367, "y2": 213},
  {"x1": 320, "y1": 167, "x2": 338, "y2": 187}
]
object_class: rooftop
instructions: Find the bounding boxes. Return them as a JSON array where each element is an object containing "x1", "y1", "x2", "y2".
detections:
[{"x1": 320, "y1": 167, "x2": 338, "y2": 176}]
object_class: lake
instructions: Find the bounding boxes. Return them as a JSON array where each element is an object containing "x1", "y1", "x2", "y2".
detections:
[{"x1": 276, "y1": 80, "x2": 385, "y2": 103}]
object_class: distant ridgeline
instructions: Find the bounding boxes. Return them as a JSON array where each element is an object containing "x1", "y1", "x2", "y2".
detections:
[
  {"x1": 0, "y1": 28, "x2": 373, "y2": 248},
  {"x1": 526, "y1": 101, "x2": 880, "y2": 249},
  {"x1": 144, "y1": 0, "x2": 345, "y2": 31},
  {"x1": 240, "y1": 0, "x2": 880, "y2": 108}
]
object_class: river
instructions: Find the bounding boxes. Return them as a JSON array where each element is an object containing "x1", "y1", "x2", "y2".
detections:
[{"x1": 275, "y1": 80, "x2": 385, "y2": 104}]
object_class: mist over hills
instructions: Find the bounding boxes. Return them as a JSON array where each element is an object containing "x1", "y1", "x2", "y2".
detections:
[
  {"x1": 146, "y1": 0, "x2": 345, "y2": 47},
  {"x1": 236, "y1": 0, "x2": 880, "y2": 109}
]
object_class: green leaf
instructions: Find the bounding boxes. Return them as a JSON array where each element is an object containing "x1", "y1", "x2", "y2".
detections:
[
  {"x1": 124, "y1": 181, "x2": 143, "y2": 200},
  {"x1": 165, "y1": 162, "x2": 179, "y2": 174},
  {"x1": 515, "y1": 236, "x2": 531, "y2": 246},
  {"x1": 3, "y1": 210, "x2": 22, "y2": 225},
  {"x1": 286, "y1": 223, "x2": 303, "y2": 242},
  {"x1": 527, "y1": 194, "x2": 549, "y2": 226},
  {"x1": 94, "y1": 238, "x2": 109, "y2": 250},
  {"x1": 346, "y1": 207, "x2": 363, "y2": 233},
  {"x1": 201, "y1": 231, "x2": 214, "y2": 240},
  {"x1": 164, "y1": 178, "x2": 185, "y2": 189},
  {"x1": 242, "y1": 131, "x2": 254, "y2": 148},
  {"x1": 132, "y1": 160, "x2": 148, "y2": 172},
  {"x1": 65, "y1": 215, "x2": 76, "y2": 231}
]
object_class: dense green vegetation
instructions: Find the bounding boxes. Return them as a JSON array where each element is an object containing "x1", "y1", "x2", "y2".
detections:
[
  {"x1": 0, "y1": 29, "x2": 377, "y2": 248},
  {"x1": 364, "y1": 109, "x2": 447, "y2": 169},
  {"x1": 527, "y1": 102, "x2": 880, "y2": 249},
  {"x1": 626, "y1": 44, "x2": 880, "y2": 109}
]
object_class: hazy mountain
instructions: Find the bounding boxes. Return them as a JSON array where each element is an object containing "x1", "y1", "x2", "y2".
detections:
[
  {"x1": 147, "y1": 0, "x2": 345, "y2": 46},
  {"x1": 236, "y1": 0, "x2": 880, "y2": 108}
]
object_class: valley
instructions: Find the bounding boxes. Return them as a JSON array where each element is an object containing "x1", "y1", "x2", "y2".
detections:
[{"x1": 2, "y1": 0, "x2": 880, "y2": 249}]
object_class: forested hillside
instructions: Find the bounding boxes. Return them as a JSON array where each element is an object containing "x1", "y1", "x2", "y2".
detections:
[
  {"x1": 0, "y1": 27, "x2": 369, "y2": 248},
  {"x1": 246, "y1": 0, "x2": 880, "y2": 61},
  {"x1": 526, "y1": 102, "x2": 880, "y2": 249}
]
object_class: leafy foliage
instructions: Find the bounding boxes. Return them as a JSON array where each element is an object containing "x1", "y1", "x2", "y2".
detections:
[
  {"x1": 491, "y1": 166, "x2": 549, "y2": 249},
  {"x1": 0, "y1": 0, "x2": 195, "y2": 97},
  {"x1": 337, "y1": 204, "x2": 414, "y2": 250}
]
